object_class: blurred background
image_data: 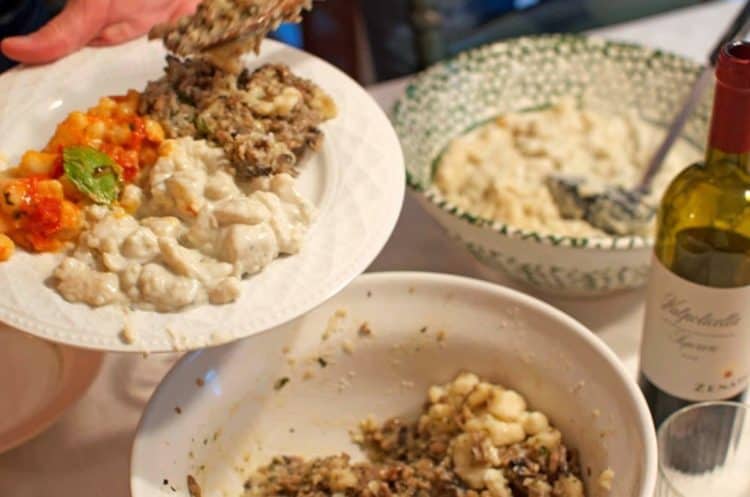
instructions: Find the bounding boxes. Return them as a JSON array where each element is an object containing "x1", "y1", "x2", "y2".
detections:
[
  {"x1": 289, "y1": 0, "x2": 713, "y2": 83},
  {"x1": 0, "y1": 0, "x2": 717, "y2": 79},
  {"x1": 297, "y1": 0, "x2": 710, "y2": 84}
]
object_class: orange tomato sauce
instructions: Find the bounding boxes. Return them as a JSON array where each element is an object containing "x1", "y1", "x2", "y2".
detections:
[{"x1": 0, "y1": 90, "x2": 165, "y2": 259}]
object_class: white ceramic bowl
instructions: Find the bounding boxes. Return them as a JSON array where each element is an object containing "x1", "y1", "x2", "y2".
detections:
[
  {"x1": 393, "y1": 35, "x2": 711, "y2": 297},
  {"x1": 131, "y1": 272, "x2": 656, "y2": 497}
]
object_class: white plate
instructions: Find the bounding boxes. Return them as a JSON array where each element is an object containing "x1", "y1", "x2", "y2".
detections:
[
  {"x1": 0, "y1": 323, "x2": 102, "y2": 454},
  {"x1": 0, "y1": 37, "x2": 405, "y2": 352},
  {"x1": 131, "y1": 272, "x2": 657, "y2": 497}
]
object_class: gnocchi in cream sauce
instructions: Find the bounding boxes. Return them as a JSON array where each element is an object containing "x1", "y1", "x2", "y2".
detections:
[{"x1": 54, "y1": 138, "x2": 315, "y2": 312}]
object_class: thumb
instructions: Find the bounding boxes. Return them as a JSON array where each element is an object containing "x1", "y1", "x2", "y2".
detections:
[{"x1": 0, "y1": 0, "x2": 108, "y2": 64}]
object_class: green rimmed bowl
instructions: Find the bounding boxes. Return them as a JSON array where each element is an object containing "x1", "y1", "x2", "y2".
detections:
[{"x1": 393, "y1": 34, "x2": 711, "y2": 297}]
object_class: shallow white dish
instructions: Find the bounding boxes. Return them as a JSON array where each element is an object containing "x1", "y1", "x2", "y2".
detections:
[
  {"x1": 131, "y1": 272, "x2": 656, "y2": 497},
  {"x1": 0, "y1": 37, "x2": 405, "y2": 352},
  {"x1": 0, "y1": 323, "x2": 102, "y2": 454}
]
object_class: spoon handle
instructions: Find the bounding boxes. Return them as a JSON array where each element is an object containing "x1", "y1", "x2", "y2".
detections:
[
  {"x1": 638, "y1": 0, "x2": 750, "y2": 192},
  {"x1": 709, "y1": 0, "x2": 750, "y2": 65},
  {"x1": 637, "y1": 66, "x2": 714, "y2": 192}
]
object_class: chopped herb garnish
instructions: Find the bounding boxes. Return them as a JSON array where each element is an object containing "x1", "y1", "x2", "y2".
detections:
[
  {"x1": 274, "y1": 377, "x2": 290, "y2": 390},
  {"x1": 195, "y1": 116, "x2": 211, "y2": 136},
  {"x1": 317, "y1": 357, "x2": 328, "y2": 368}
]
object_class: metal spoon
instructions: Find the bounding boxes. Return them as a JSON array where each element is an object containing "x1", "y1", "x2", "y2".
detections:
[{"x1": 546, "y1": 0, "x2": 750, "y2": 237}]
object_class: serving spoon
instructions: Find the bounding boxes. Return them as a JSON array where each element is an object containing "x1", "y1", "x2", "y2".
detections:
[{"x1": 545, "y1": 1, "x2": 750, "y2": 237}]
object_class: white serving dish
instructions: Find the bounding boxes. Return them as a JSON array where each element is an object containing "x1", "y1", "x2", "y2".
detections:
[
  {"x1": 0, "y1": 36, "x2": 405, "y2": 352},
  {"x1": 131, "y1": 272, "x2": 656, "y2": 497}
]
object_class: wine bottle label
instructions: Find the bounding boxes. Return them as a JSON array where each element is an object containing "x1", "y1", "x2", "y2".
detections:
[{"x1": 640, "y1": 255, "x2": 750, "y2": 401}]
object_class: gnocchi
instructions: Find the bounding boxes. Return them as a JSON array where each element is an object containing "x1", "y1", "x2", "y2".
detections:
[
  {"x1": 0, "y1": 234, "x2": 13, "y2": 261},
  {"x1": 0, "y1": 90, "x2": 165, "y2": 259},
  {"x1": 435, "y1": 97, "x2": 701, "y2": 237},
  {"x1": 54, "y1": 138, "x2": 315, "y2": 312},
  {"x1": 245, "y1": 373, "x2": 595, "y2": 497}
]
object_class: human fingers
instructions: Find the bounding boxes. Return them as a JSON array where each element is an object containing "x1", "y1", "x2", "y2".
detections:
[{"x1": 0, "y1": 0, "x2": 108, "y2": 64}]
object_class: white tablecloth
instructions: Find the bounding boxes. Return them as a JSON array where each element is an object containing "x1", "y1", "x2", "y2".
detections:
[{"x1": 0, "y1": 1, "x2": 742, "y2": 495}]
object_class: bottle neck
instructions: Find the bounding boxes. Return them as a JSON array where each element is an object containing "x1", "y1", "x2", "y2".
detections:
[{"x1": 706, "y1": 58, "x2": 750, "y2": 170}]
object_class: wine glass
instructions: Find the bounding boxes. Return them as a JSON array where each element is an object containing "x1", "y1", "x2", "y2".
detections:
[{"x1": 656, "y1": 401, "x2": 750, "y2": 497}]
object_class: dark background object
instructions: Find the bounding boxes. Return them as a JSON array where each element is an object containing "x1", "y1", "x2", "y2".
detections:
[
  {"x1": 309, "y1": 0, "x2": 713, "y2": 82},
  {"x1": 302, "y1": 0, "x2": 361, "y2": 78},
  {"x1": 414, "y1": 0, "x2": 711, "y2": 67},
  {"x1": 0, "y1": 0, "x2": 56, "y2": 72}
]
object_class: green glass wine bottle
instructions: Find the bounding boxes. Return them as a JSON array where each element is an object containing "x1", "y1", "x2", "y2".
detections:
[{"x1": 639, "y1": 41, "x2": 750, "y2": 429}]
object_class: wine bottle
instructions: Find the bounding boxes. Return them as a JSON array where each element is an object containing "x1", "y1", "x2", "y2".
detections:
[{"x1": 638, "y1": 41, "x2": 750, "y2": 430}]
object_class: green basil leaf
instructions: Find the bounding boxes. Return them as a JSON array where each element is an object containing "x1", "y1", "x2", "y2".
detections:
[{"x1": 62, "y1": 146, "x2": 121, "y2": 205}]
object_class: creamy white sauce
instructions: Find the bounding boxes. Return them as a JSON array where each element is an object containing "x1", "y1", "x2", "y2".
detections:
[
  {"x1": 435, "y1": 97, "x2": 702, "y2": 238},
  {"x1": 54, "y1": 138, "x2": 315, "y2": 312}
]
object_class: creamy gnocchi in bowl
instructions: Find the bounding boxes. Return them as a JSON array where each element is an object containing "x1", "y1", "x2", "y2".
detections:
[
  {"x1": 434, "y1": 98, "x2": 701, "y2": 239},
  {"x1": 395, "y1": 35, "x2": 711, "y2": 296},
  {"x1": 55, "y1": 138, "x2": 315, "y2": 312}
]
